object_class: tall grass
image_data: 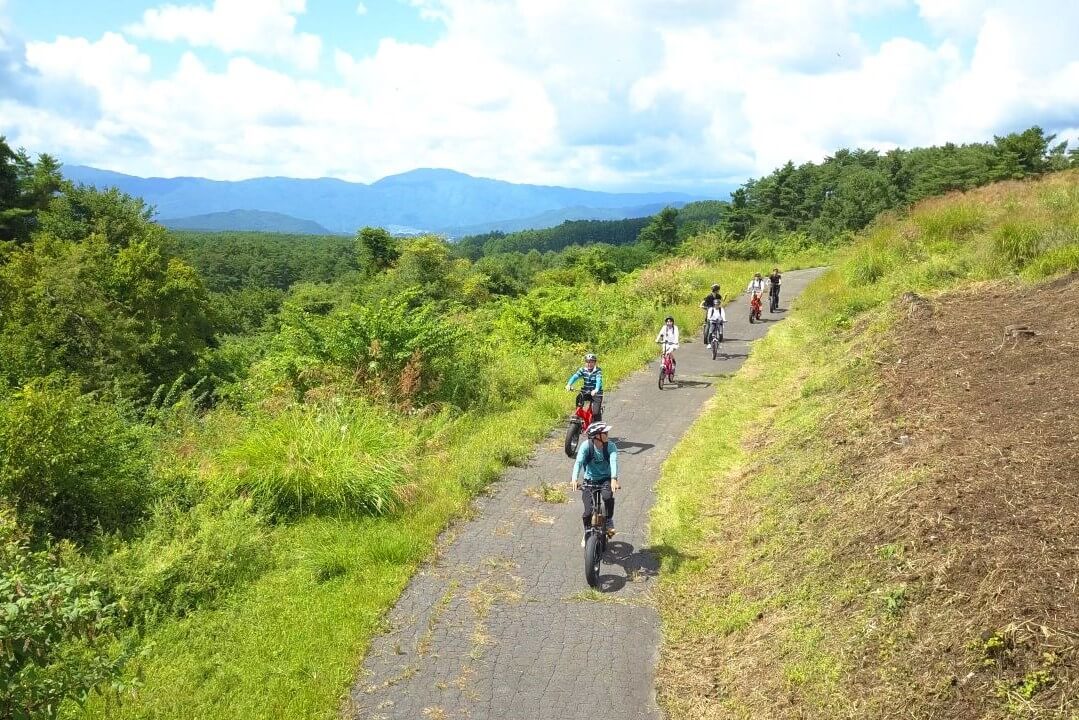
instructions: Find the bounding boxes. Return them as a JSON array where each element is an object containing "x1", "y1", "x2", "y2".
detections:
[{"x1": 203, "y1": 402, "x2": 413, "y2": 517}]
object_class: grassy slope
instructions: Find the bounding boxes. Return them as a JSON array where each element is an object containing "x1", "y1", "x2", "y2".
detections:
[
  {"x1": 72, "y1": 258, "x2": 795, "y2": 719},
  {"x1": 651, "y1": 171, "x2": 1079, "y2": 718}
]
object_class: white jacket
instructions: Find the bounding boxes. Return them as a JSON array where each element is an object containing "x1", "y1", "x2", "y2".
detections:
[
  {"x1": 656, "y1": 324, "x2": 680, "y2": 349},
  {"x1": 706, "y1": 306, "x2": 726, "y2": 323},
  {"x1": 746, "y1": 277, "x2": 767, "y2": 294}
]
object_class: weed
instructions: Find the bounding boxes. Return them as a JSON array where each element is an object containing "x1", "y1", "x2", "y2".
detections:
[{"x1": 525, "y1": 481, "x2": 568, "y2": 504}]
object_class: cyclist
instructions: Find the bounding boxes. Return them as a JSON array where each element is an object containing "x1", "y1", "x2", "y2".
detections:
[
  {"x1": 706, "y1": 299, "x2": 726, "y2": 343},
  {"x1": 656, "y1": 315, "x2": 680, "y2": 368},
  {"x1": 699, "y1": 283, "x2": 722, "y2": 344},
  {"x1": 565, "y1": 352, "x2": 603, "y2": 420},
  {"x1": 747, "y1": 271, "x2": 767, "y2": 308},
  {"x1": 570, "y1": 422, "x2": 619, "y2": 545},
  {"x1": 768, "y1": 267, "x2": 782, "y2": 309}
]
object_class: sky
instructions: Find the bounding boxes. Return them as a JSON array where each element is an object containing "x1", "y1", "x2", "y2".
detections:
[{"x1": 2, "y1": 0, "x2": 1078, "y2": 194}]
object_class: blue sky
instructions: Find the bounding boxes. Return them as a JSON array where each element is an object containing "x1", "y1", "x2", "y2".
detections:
[{"x1": 2, "y1": 0, "x2": 1077, "y2": 193}]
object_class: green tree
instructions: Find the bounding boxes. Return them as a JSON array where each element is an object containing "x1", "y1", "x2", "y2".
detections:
[
  {"x1": 356, "y1": 226, "x2": 400, "y2": 273},
  {"x1": 0, "y1": 137, "x2": 64, "y2": 246},
  {"x1": 0, "y1": 186, "x2": 214, "y2": 398},
  {"x1": 638, "y1": 206, "x2": 680, "y2": 253}
]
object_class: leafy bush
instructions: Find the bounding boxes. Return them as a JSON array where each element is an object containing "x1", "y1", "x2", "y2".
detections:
[
  {"x1": 1, "y1": 510, "x2": 134, "y2": 719},
  {"x1": 0, "y1": 379, "x2": 154, "y2": 541},
  {"x1": 631, "y1": 257, "x2": 704, "y2": 305},
  {"x1": 204, "y1": 402, "x2": 413, "y2": 517},
  {"x1": 261, "y1": 291, "x2": 465, "y2": 405},
  {"x1": 495, "y1": 287, "x2": 590, "y2": 344},
  {"x1": 100, "y1": 499, "x2": 272, "y2": 623}
]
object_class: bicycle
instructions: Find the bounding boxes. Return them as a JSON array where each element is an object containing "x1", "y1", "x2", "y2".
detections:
[
  {"x1": 564, "y1": 391, "x2": 599, "y2": 458},
  {"x1": 707, "y1": 320, "x2": 724, "y2": 360},
  {"x1": 581, "y1": 484, "x2": 609, "y2": 588},
  {"x1": 657, "y1": 340, "x2": 677, "y2": 389},
  {"x1": 749, "y1": 293, "x2": 763, "y2": 323}
]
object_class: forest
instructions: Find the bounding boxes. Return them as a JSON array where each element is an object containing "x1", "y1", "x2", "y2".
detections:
[{"x1": 1, "y1": 125, "x2": 1076, "y2": 718}]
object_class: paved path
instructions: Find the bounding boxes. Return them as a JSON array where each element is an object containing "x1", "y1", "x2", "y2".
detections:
[{"x1": 349, "y1": 269, "x2": 825, "y2": 720}]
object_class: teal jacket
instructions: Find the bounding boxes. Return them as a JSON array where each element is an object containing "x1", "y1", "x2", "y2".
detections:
[{"x1": 571, "y1": 440, "x2": 618, "y2": 485}]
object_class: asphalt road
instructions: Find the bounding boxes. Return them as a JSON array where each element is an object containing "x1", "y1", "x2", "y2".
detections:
[{"x1": 349, "y1": 268, "x2": 826, "y2": 720}]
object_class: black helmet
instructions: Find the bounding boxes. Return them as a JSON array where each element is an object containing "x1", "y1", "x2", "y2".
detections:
[{"x1": 711, "y1": 283, "x2": 719, "y2": 291}]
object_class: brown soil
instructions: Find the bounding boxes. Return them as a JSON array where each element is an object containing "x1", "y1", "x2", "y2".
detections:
[{"x1": 851, "y1": 276, "x2": 1079, "y2": 717}]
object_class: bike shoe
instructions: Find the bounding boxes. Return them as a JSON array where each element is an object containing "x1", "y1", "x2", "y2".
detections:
[
  {"x1": 581, "y1": 535, "x2": 586, "y2": 548},
  {"x1": 606, "y1": 528, "x2": 617, "y2": 538}
]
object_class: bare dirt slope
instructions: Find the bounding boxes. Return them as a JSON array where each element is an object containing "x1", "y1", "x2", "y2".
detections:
[{"x1": 856, "y1": 276, "x2": 1079, "y2": 717}]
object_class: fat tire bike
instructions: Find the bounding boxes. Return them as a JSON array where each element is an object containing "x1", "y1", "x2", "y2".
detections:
[
  {"x1": 564, "y1": 391, "x2": 599, "y2": 458},
  {"x1": 707, "y1": 320, "x2": 724, "y2": 360},
  {"x1": 582, "y1": 484, "x2": 610, "y2": 588}
]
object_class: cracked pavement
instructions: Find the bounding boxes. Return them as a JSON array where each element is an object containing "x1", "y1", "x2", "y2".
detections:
[{"x1": 348, "y1": 268, "x2": 826, "y2": 720}]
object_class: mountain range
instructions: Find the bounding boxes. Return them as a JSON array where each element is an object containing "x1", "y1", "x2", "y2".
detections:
[{"x1": 63, "y1": 165, "x2": 719, "y2": 237}]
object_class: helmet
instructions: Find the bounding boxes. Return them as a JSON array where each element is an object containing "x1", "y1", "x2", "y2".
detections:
[
  {"x1": 711, "y1": 283, "x2": 720, "y2": 291},
  {"x1": 584, "y1": 353, "x2": 597, "y2": 362},
  {"x1": 665, "y1": 315, "x2": 674, "y2": 322},
  {"x1": 587, "y1": 422, "x2": 611, "y2": 438},
  {"x1": 754, "y1": 272, "x2": 762, "y2": 277}
]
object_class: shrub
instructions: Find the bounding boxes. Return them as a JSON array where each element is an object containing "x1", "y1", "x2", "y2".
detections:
[
  {"x1": 632, "y1": 258, "x2": 703, "y2": 305},
  {"x1": 263, "y1": 290, "x2": 465, "y2": 405},
  {"x1": 204, "y1": 402, "x2": 413, "y2": 517},
  {"x1": 100, "y1": 499, "x2": 272, "y2": 623},
  {"x1": 0, "y1": 510, "x2": 135, "y2": 718},
  {"x1": 0, "y1": 379, "x2": 154, "y2": 541}
]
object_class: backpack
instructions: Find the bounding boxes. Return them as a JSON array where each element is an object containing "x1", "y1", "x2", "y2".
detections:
[{"x1": 586, "y1": 441, "x2": 611, "y2": 465}]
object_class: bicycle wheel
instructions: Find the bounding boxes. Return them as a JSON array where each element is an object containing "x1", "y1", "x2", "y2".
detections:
[
  {"x1": 711, "y1": 335, "x2": 719, "y2": 360},
  {"x1": 657, "y1": 362, "x2": 665, "y2": 390},
  {"x1": 564, "y1": 419, "x2": 582, "y2": 458},
  {"x1": 584, "y1": 532, "x2": 602, "y2": 588}
]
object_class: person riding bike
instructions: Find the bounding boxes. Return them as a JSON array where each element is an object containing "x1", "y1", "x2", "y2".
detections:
[
  {"x1": 768, "y1": 267, "x2": 782, "y2": 309},
  {"x1": 706, "y1": 300, "x2": 726, "y2": 342},
  {"x1": 747, "y1": 272, "x2": 767, "y2": 298},
  {"x1": 565, "y1": 352, "x2": 603, "y2": 421},
  {"x1": 656, "y1": 316, "x2": 680, "y2": 367},
  {"x1": 699, "y1": 283, "x2": 722, "y2": 344},
  {"x1": 570, "y1": 422, "x2": 619, "y2": 546}
]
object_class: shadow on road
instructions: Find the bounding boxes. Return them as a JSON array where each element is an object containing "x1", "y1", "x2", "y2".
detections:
[
  {"x1": 670, "y1": 379, "x2": 713, "y2": 388},
  {"x1": 612, "y1": 439, "x2": 655, "y2": 455},
  {"x1": 598, "y1": 541, "x2": 697, "y2": 593}
]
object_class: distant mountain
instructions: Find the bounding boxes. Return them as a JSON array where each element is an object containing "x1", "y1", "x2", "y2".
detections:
[
  {"x1": 160, "y1": 209, "x2": 333, "y2": 234},
  {"x1": 63, "y1": 165, "x2": 713, "y2": 235},
  {"x1": 442, "y1": 202, "x2": 686, "y2": 238}
]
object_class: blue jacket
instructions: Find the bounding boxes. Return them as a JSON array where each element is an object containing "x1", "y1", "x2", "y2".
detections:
[{"x1": 571, "y1": 440, "x2": 618, "y2": 485}]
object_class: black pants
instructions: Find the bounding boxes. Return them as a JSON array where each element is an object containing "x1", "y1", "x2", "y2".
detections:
[
  {"x1": 770, "y1": 286, "x2": 780, "y2": 307},
  {"x1": 581, "y1": 482, "x2": 614, "y2": 529},
  {"x1": 575, "y1": 391, "x2": 602, "y2": 421}
]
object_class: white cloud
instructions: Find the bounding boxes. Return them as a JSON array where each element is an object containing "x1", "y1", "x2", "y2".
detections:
[
  {"x1": 3, "y1": 0, "x2": 1079, "y2": 191},
  {"x1": 127, "y1": 0, "x2": 321, "y2": 70},
  {"x1": 355, "y1": 2, "x2": 367, "y2": 16}
]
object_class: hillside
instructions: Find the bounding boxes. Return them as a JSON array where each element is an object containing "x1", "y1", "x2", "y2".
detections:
[
  {"x1": 62, "y1": 165, "x2": 707, "y2": 235},
  {"x1": 160, "y1": 210, "x2": 333, "y2": 235},
  {"x1": 652, "y1": 171, "x2": 1079, "y2": 719}
]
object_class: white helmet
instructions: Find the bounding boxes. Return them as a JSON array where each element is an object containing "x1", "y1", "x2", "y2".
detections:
[{"x1": 587, "y1": 422, "x2": 611, "y2": 438}]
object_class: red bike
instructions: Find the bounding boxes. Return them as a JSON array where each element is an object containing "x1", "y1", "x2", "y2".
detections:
[
  {"x1": 749, "y1": 292, "x2": 763, "y2": 323},
  {"x1": 564, "y1": 391, "x2": 596, "y2": 457},
  {"x1": 657, "y1": 341, "x2": 677, "y2": 389}
]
